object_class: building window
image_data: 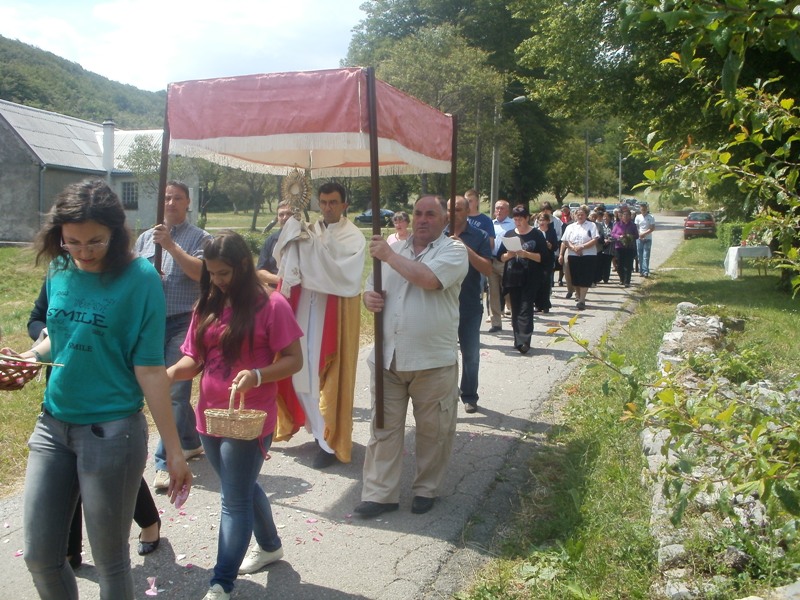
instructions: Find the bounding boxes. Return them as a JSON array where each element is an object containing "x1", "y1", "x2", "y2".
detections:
[{"x1": 122, "y1": 182, "x2": 138, "y2": 210}]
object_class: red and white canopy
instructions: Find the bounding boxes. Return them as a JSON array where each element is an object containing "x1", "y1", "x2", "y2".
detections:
[{"x1": 166, "y1": 67, "x2": 453, "y2": 178}]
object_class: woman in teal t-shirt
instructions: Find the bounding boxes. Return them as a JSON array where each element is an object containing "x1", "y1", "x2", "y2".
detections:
[{"x1": 3, "y1": 180, "x2": 192, "y2": 599}]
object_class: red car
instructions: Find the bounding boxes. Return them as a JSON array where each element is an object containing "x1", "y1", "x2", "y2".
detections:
[{"x1": 683, "y1": 211, "x2": 716, "y2": 239}]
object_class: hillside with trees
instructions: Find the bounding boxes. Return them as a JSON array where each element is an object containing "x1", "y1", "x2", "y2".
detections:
[{"x1": 0, "y1": 34, "x2": 164, "y2": 128}]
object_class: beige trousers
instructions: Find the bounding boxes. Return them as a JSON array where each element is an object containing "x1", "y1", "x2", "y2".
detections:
[
  {"x1": 361, "y1": 360, "x2": 459, "y2": 502},
  {"x1": 488, "y1": 258, "x2": 508, "y2": 326}
]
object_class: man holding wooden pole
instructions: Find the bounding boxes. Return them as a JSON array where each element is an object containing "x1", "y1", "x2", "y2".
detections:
[{"x1": 355, "y1": 195, "x2": 467, "y2": 518}]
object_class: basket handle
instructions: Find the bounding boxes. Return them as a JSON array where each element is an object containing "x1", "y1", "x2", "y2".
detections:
[{"x1": 228, "y1": 387, "x2": 246, "y2": 415}]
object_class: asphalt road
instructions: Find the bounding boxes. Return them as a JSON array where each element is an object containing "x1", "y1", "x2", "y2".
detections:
[{"x1": 0, "y1": 216, "x2": 686, "y2": 599}]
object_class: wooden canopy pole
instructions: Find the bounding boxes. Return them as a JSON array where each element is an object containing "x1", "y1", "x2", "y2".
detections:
[
  {"x1": 365, "y1": 67, "x2": 385, "y2": 429},
  {"x1": 154, "y1": 93, "x2": 171, "y2": 273},
  {"x1": 449, "y1": 114, "x2": 458, "y2": 233}
]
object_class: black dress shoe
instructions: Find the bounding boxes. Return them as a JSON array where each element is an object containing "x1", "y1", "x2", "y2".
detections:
[
  {"x1": 313, "y1": 448, "x2": 338, "y2": 469},
  {"x1": 137, "y1": 519, "x2": 161, "y2": 556},
  {"x1": 518, "y1": 344, "x2": 530, "y2": 354},
  {"x1": 411, "y1": 496, "x2": 436, "y2": 514},
  {"x1": 565, "y1": 291, "x2": 573, "y2": 299},
  {"x1": 354, "y1": 501, "x2": 400, "y2": 518},
  {"x1": 488, "y1": 325, "x2": 502, "y2": 333}
]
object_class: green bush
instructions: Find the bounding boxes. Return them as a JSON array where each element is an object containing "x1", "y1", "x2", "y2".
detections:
[
  {"x1": 718, "y1": 221, "x2": 746, "y2": 248},
  {"x1": 238, "y1": 231, "x2": 267, "y2": 256}
]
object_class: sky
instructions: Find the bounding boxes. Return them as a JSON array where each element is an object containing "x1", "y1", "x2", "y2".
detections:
[{"x1": 0, "y1": 0, "x2": 367, "y2": 92}]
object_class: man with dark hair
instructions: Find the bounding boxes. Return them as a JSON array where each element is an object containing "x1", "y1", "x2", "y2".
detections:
[
  {"x1": 464, "y1": 188, "x2": 495, "y2": 251},
  {"x1": 135, "y1": 181, "x2": 213, "y2": 490},
  {"x1": 446, "y1": 196, "x2": 492, "y2": 413},
  {"x1": 273, "y1": 182, "x2": 366, "y2": 468},
  {"x1": 355, "y1": 194, "x2": 468, "y2": 518},
  {"x1": 256, "y1": 200, "x2": 293, "y2": 288}
]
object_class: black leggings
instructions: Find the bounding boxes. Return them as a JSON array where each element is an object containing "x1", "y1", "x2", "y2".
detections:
[{"x1": 67, "y1": 478, "x2": 158, "y2": 557}]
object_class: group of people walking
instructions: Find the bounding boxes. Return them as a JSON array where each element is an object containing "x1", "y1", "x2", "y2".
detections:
[
  {"x1": 1, "y1": 177, "x2": 655, "y2": 600},
  {"x1": 479, "y1": 199, "x2": 656, "y2": 353}
]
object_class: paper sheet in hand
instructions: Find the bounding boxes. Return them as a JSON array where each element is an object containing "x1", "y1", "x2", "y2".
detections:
[{"x1": 502, "y1": 236, "x2": 523, "y2": 252}]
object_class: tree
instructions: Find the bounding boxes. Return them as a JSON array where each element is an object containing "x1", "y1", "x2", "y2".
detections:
[
  {"x1": 119, "y1": 134, "x2": 193, "y2": 198},
  {"x1": 622, "y1": 0, "x2": 800, "y2": 293},
  {"x1": 374, "y1": 25, "x2": 509, "y2": 196},
  {"x1": 119, "y1": 135, "x2": 162, "y2": 197},
  {"x1": 346, "y1": 1, "x2": 554, "y2": 201},
  {"x1": 544, "y1": 137, "x2": 586, "y2": 204},
  {"x1": 220, "y1": 169, "x2": 278, "y2": 231}
]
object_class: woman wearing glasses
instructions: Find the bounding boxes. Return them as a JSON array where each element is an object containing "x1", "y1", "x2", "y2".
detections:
[{"x1": 2, "y1": 179, "x2": 192, "y2": 599}]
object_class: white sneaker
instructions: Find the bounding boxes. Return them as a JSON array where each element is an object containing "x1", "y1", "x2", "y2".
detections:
[
  {"x1": 183, "y1": 446, "x2": 204, "y2": 460},
  {"x1": 152, "y1": 470, "x2": 170, "y2": 490},
  {"x1": 202, "y1": 584, "x2": 230, "y2": 600},
  {"x1": 238, "y1": 544, "x2": 284, "y2": 574}
]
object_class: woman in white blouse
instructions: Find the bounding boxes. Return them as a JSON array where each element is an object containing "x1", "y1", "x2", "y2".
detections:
[{"x1": 558, "y1": 206, "x2": 600, "y2": 310}]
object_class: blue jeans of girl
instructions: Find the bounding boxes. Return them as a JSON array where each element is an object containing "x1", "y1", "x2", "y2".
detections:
[{"x1": 201, "y1": 433, "x2": 281, "y2": 593}]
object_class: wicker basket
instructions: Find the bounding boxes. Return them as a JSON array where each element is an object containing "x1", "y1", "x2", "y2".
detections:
[
  {"x1": 205, "y1": 388, "x2": 266, "y2": 440},
  {"x1": 0, "y1": 358, "x2": 41, "y2": 391}
]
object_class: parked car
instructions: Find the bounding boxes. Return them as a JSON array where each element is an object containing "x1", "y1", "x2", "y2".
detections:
[
  {"x1": 683, "y1": 211, "x2": 716, "y2": 239},
  {"x1": 355, "y1": 208, "x2": 395, "y2": 226}
]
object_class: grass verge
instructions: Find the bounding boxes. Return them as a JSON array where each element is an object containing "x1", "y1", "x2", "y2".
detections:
[{"x1": 456, "y1": 237, "x2": 799, "y2": 599}]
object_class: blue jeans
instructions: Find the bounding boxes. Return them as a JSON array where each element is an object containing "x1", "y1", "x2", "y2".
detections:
[
  {"x1": 457, "y1": 307, "x2": 482, "y2": 405},
  {"x1": 155, "y1": 313, "x2": 200, "y2": 470},
  {"x1": 201, "y1": 433, "x2": 281, "y2": 594},
  {"x1": 637, "y1": 238, "x2": 653, "y2": 276},
  {"x1": 24, "y1": 410, "x2": 147, "y2": 600}
]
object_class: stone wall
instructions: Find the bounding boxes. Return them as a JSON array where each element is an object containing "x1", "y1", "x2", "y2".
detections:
[{"x1": 644, "y1": 302, "x2": 799, "y2": 600}]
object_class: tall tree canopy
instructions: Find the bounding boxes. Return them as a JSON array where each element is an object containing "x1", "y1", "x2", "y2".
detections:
[{"x1": 346, "y1": 0, "x2": 553, "y2": 202}]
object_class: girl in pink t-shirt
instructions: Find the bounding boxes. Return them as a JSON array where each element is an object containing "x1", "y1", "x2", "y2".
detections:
[{"x1": 168, "y1": 231, "x2": 302, "y2": 598}]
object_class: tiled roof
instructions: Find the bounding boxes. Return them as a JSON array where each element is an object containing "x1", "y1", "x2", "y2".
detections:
[{"x1": 0, "y1": 99, "x2": 162, "y2": 172}]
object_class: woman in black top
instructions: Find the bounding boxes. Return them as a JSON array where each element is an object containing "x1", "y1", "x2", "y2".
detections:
[{"x1": 497, "y1": 205, "x2": 548, "y2": 354}]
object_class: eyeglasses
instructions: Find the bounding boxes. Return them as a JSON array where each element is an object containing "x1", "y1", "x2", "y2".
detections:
[{"x1": 60, "y1": 239, "x2": 110, "y2": 253}]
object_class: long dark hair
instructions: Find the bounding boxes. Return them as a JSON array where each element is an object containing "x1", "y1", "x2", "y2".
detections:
[
  {"x1": 35, "y1": 179, "x2": 132, "y2": 276},
  {"x1": 193, "y1": 231, "x2": 267, "y2": 364}
]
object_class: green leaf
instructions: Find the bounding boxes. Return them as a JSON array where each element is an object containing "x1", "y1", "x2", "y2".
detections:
[
  {"x1": 716, "y1": 402, "x2": 736, "y2": 423},
  {"x1": 721, "y1": 51, "x2": 743, "y2": 96},
  {"x1": 786, "y1": 35, "x2": 800, "y2": 63},
  {"x1": 657, "y1": 387, "x2": 675, "y2": 405}
]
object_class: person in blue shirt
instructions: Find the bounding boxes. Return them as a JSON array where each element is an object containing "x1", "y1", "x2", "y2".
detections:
[{"x1": 445, "y1": 196, "x2": 492, "y2": 413}]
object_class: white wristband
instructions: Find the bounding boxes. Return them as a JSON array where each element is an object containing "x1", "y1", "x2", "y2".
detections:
[{"x1": 252, "y1": 368, "x2": 262, "y2": 388}]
